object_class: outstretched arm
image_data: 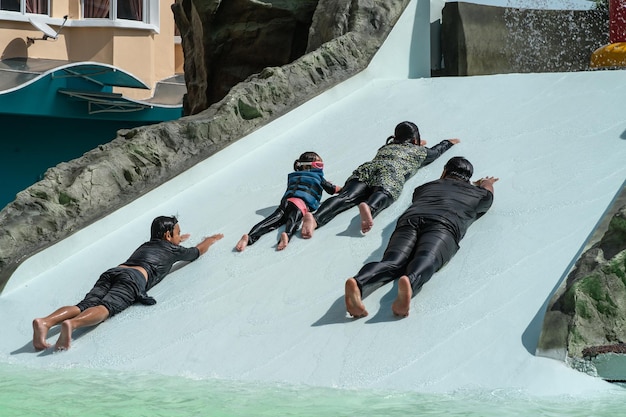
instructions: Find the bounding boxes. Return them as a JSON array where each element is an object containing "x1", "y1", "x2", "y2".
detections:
[
  {"x1": 422, "y1": 138, "x2": 460, "y2": 166},
  {"x1": 195, "y1": 233, "x2": 224, "y2": 255},
  {"x1": 473, "y1": 176, "x2": 499, "y2": 194}
]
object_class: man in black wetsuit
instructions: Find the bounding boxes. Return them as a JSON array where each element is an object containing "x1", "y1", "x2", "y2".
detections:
[
  {"x1": 32, "y1": 216, "x2": 223, "y2": 351},
  {"x1": 344, "y1": 157, "x2": 498, "y2": 318}
]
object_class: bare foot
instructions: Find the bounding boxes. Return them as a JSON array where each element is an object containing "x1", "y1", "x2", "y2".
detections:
[
  {"x1": 301, "y1": 212, "x2": 317, "y2": 239},
  {"x1": 235, "y1": 234, "x2": 249, "y2": 252},
  {"x1": 345, "y1": 278, "x2": 368, "y2": 318},
  {"x1": 277, "y1": 232, "x2": 289, "y2": 251},
  {"x1": 358, "y1": 202, "x2": 374, "y2": 234},
  {"x1": 55, "y1": 321, "x2": 73, "y2": 351},
  {"x1": 391, "y1": 275, "x2": 412, "y2": 317},
  {"x1": 32, "y1": 318, "x2": 51, "y2": 351}
]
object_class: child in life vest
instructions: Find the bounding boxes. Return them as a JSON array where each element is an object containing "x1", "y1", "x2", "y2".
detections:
[{"x1": 235, "y1": 151, "x2": 341, "y2": 251}]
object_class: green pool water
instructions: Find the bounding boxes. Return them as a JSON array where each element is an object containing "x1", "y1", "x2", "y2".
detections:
[{"x1": 0, "y1": 362, "x2": 624, "y2": 417}]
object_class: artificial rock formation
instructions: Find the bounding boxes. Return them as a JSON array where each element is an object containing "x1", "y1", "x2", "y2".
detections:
[
  {"x1": 537, "y1": 193, "x2": 626, "y2": 362},
  {"x1": 172, "y1": 0, "x2": 405, "y2": 115},
  {"x1": 172, "y1": 0, "x2": 318, "y2": 115},
  {"x1": 0, "y1": 0, "x2": 410, "y2": 293}
]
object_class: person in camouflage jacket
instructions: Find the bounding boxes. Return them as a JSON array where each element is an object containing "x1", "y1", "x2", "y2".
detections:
[{"x1": 302, "y1": 121, "x2": 459, "y2": 237}]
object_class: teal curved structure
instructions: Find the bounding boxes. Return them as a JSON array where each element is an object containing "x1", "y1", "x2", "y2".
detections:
[
  {"x1": 0, "y1": 58, "x2": 185, "y2": 209},
  {"x1": 0, "y1": 57, "x2": 183, "y2": 122}
]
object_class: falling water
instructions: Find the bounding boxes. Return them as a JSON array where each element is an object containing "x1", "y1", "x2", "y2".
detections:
[{"x1": 503, "y1": 2, "x2": 608, "y2": 72}]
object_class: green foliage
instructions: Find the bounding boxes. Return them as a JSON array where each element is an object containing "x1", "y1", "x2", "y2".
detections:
[
  {"x1": 237, "y1": 99, "x2": 262, "y2": 120},
  {"x1": 603, "y1": 256, "x2": 626, "y2": 283},
  {"x1": 58, "y1": 192, "x2": 77, "y2": 206},
  {"x1": 609, "y1": 215, "x2": 626, "y2": 234},
  {"x1": 575, "y1": 298, "x2": 591, "y2": 319},
  {"x1": 569, "y1": 274, "x2": 619, "y2": 318},
  {"x1": 577, "y1": 274, "x2": 604, "y2": 300}
]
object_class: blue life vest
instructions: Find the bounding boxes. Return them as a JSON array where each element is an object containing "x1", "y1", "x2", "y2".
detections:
[{"x1": 282, "y1": 170, "x2": 325, "y2": 211}]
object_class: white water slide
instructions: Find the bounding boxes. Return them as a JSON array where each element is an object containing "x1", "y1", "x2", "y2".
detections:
[{"x1": 1, "y1": 0, "x2": 625, "y2": 396}]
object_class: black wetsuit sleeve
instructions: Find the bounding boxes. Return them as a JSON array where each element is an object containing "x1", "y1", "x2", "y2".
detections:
[
  {"x1": 321, "y1": 178, "x2": 338, "y2": 194},
  {"x1": 422, "y1": 140, "x2": 455, "y2": 166},
  {"x1": 475, "y1": 190, "x2": 494, "y2": 219},
  {"x1": 178, "y1": 246, "x2": 201, "y2": 262}
]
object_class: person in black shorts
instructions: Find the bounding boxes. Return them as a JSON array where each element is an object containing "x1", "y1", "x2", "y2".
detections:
[
  {"x1": 32, "y1": 216, "x2": 223, "y2": 351},
  {"x1": 344, "y1": 157, "x2": 498, "y2": 318}
]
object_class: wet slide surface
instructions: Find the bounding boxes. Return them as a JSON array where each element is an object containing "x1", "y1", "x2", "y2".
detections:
[{"x1": 1, "y1": 3, "x2": 626, "y2": 397}]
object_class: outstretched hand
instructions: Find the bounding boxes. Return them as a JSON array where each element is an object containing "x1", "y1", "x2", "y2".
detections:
[
  {"x1": 206, "y1": 233, "x2": 224, "y2": 242},
  {"x1": 180, "y1": 233, "x2": 191, "y2": 242},
  {"x1": 474, "y1": 176, "x2": 499, "y2": 193},
  {"x1": 447, "y1": 138, "x2": 461, "y2": 145},
  {"x1": 473, "y1": 176, "x2": 499, "y2": 186},
  {"x1": 196, "y1": 233, "x2": 225, "y2": 255}
]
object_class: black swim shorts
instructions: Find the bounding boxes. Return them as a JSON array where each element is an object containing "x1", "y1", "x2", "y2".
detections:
[{"x1": 76, "y1": 267, "x2": 147, "y2": 316}]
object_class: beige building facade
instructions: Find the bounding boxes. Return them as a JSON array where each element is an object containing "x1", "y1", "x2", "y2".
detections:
[{"x1": 0, "y1": 0, "x2": 182, "y2": 99}]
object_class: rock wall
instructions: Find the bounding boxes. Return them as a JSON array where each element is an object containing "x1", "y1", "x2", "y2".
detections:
[
  {"x1": 172, "y1": 0, "x2": 319, "y2": 115},
  {"x1": 173, "y1": 0, "x2": 405, "y2": 116},
  {"x1": 0, "y1": 0, "x2": 410, "y2": 293},
  {"x1": 537, "y1": 186, "x2": 626, "y2": 361}
]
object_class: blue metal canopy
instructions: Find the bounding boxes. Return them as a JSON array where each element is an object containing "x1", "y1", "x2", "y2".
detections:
[{"x1": 0, "y1": 58, "x2": 182, "y2": 122}]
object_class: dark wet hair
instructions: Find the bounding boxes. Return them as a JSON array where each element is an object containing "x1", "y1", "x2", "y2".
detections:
[
  {"x1": 294, "y1": 151, "x2": 322, "y2": 171},
  {"x1": 386, "y1": 121, "x2": 421, "y2": 145},
  {"x1": 443, "y1": 157, "x2": 474, "y2": 182},
  {"x1": 151, "y1": 215, "x2": 178, "y2": 240}
]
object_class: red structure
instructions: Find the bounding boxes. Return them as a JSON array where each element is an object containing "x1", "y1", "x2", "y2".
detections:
[
  {"x1": 591, "y1": 0, "x2": 626, "y2": 67},
  {"x1": 610, "y1": 0, "x2": 626, "y2": 43}
]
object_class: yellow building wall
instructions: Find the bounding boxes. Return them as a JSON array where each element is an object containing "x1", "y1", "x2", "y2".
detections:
[
  {"x1": 51, "y1": 0, "x2": 78, "y2": 20},
  {"x1": 0, "y1": 20, "x2": 69, "y2": 60},
  {"x1": 68, "y1": 27, "x2": 114, "y2": 63},
  {"x1": 111, "y1": 0, "x2": 177, "y2": 99},
  {"x1": 175, "y1": 42, "x2": 184, "y2": 74}
]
